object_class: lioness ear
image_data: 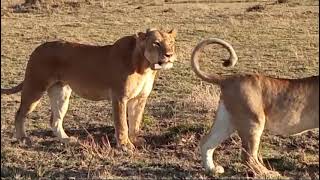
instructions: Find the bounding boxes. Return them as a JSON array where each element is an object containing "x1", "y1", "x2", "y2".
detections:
[
  {"x1": 146, "y1": 28, "x2": 157, "y2": 37},
  {"x1": 136, "y1": 32, "x2": 146, "y2": 40},
  {"x1": 146, "y1": 28, "x2": 157, "y2": 33},
  {"x1": 168, "y1": 29, "x2": 177, "y2": 38}
]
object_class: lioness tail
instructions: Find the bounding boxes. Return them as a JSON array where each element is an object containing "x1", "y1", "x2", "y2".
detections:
[
  {"x1": 191, "y1": 38, "x2": 238, "y2": 84},
  {"x1": 1, "y1": 82, "x2": 23, "y2": 95}
]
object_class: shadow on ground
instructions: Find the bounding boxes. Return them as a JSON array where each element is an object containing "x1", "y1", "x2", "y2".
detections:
[
  {"x1": 1, "y1": 165, "x2": 90, "y2": 179},
  {"x1": 111, "y1": 162, "x2": 199, "y2": 178}
]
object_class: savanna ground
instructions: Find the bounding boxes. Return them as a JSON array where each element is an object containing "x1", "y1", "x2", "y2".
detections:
[{"x1": 1, "y1": 0, "x2": 319, "y2": 179}]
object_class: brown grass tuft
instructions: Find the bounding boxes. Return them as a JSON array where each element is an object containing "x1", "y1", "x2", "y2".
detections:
[
  {"x1": 246, "y1": 4, "x2": 265, "y2": 12},
  {"x1": 183, "y1": 83, "x2": 220, "y2": 113}
]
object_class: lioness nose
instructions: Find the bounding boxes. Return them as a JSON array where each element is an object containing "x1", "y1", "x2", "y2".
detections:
[{"x1": 164, "y1": 52, "x2": 173, "y2": 58}]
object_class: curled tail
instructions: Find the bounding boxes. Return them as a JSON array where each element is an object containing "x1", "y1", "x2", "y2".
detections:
[
  {"x1": 1, "y1": 82, "x2": 23, "y2": 95},
  {"x1": 191, "y1": 38, "x2": 238, "y2": 84}
]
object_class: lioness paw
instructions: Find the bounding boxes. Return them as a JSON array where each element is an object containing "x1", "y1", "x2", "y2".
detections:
[
  {"x1": 117, "y1": 140, "x2": 135, "y2": 153},
  {"x1": 205, "y1": 165, "x2": 225, "y2": 176},
  {"x1": 132, "y1": 137, "x2": 146, "y2": 148},
  {"x1": 261, "y1": 170, "x2": 281, "y2": 179},
  {"x1": 18, "y1": 136, "x2": 33, "y2": 147},
  {"x1": 60, "y1": 136, "x2": 78, "y2": 145},
  {"x1": 215, "y1": 165, "x2": 225, "y2": 174}
]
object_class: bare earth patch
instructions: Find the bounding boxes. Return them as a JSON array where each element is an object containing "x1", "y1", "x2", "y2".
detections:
[{"x1": 1, "y1": 0, "x2": 319, "y2": 179}]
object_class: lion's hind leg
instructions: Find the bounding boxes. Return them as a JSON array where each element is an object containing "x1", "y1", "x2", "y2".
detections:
[
  {"x1": 200, "y1": 102, "x2": 235, "y2": 175},
  {"x1": 237, "y1": 113, "x2": 281, "y2": 178},
  {"x1": 47, "y1": 83, "x2": 74, "y2": 143},
  {"x1": 14, "y1": 82, "x2": 45, "y2": 145}
]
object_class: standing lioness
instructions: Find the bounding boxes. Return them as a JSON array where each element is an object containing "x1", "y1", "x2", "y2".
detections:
[
  {"x1": 191, "y1": 38, "x2": 319, "y2": 177},
  {"x1": 1, "y1": 28, "x2": 177, "y2": 150}
]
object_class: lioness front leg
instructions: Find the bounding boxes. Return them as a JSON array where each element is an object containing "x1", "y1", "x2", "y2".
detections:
[
  {"x1": 128, "y1": 97, "x2": 148, "y2": 147},
  {"x1": 112, "y1": 95, "x2": 135, "y2": 151}
]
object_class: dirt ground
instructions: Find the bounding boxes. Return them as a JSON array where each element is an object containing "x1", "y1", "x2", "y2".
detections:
[{"x1": 1, "y1": 0, "x2": 319, "y2": 179}]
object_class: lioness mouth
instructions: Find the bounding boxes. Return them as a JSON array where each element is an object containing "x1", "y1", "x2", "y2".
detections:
[
  {"x1": 152, "y1": 63, "x2": 162, "y2": 70},
  {"x1": 151, "y1": 62, "x2": 173, "y2": 70}
]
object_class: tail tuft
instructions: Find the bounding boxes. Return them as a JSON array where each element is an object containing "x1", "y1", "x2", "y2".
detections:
[{"x1": 1, "y1": 82, "x2": 23, "y2": 95}]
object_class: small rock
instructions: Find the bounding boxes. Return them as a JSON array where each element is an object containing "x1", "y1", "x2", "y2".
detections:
[{"x1": 163, "y1": 8, "x2": 175, "y2": 13}]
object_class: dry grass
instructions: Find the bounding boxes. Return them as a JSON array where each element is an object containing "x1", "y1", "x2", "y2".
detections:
[
  {"x1": 184, "y1": 83, "x2": 220, "y2": 114},
  {"x1": 1, "y1": 0, "x2": 319, "y2": 179}
]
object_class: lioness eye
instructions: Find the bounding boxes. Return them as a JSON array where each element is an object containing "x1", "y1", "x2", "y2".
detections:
[{"x1": 153, "y1": 41, "x2": 161, "y2": 47}]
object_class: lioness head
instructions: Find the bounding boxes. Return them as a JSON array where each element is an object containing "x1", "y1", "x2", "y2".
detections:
[{"x1": 136, "y1": 28, "x2": 177, "y2": 70}]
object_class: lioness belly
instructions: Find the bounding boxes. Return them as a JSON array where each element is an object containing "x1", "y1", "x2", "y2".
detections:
[
  {"x1": 265, "y1": 108, "x2": 318, "y2": 136},
  {"x1": 70, "y1": 85, "x2": 112, "y2": 101}
]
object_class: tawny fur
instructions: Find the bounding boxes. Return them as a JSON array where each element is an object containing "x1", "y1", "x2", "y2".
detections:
[
  {"x1": 1, "y1": 28, "x2": 178, "y2": 150},
  {"x1": 191, "y1": 38, "x2": 319, "y2": 177}
]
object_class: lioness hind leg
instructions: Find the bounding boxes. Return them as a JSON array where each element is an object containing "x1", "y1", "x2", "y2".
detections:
[
  {"x1": 15, "y1": 84, "x2": 44, "y2": 145},
  {"x1": 200, "y1": 102, "x2": 235, "y2": 175},
  {"x1": 128, "y1": 97, "x2": 148, "y2": 147},
  {"x1": 237, "y1": 115, "x2": 281, "y2": 178},
  {"x1": 47, "y1": 83, "x2": 73, "y2": 143}
]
